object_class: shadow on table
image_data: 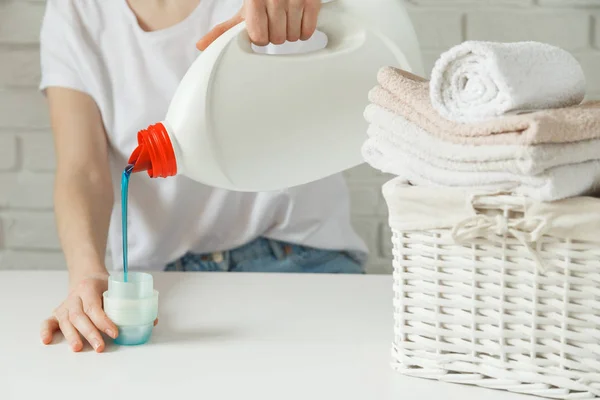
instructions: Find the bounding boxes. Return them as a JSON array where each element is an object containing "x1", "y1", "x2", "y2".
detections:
[
  {"x1": 146, "y1": 272, "x2": 240, "y2": 346},
  {"x1": 149, "y1": 327, "x2": 237, "y2": 345},
  {"x1": 46, "y1": 332, "x2": 124, "y2": 354}
]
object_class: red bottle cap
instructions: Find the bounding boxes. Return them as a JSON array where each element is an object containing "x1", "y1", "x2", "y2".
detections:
[{"x1": 128, "y1": 122, "x2": 177, "y2": 178}]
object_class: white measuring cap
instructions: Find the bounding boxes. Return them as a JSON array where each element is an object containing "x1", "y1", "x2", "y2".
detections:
[{"x1": 103, "y1": 272, "x2": 159, "y2": 346}]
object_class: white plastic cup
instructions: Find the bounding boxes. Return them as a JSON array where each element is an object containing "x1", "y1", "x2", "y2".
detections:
[{"x1": 103, "y1": 272, "x2": 159, "y2": 346}]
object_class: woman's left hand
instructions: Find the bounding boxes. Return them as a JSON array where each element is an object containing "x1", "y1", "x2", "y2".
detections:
[{"x1": 196, "y1": 0, "x2": 322, "y2": 51}]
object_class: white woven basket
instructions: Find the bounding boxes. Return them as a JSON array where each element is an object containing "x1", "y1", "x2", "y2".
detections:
[{"x1": 383, "y1": 178, "x2": 600, "y2": 399}]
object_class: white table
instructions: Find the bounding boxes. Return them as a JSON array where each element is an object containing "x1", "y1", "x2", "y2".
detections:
[{"x1": 0, "y1": 271, "x2": 530, "y2": 400}]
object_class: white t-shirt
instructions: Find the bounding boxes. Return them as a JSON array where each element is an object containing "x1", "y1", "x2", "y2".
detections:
[{"x1": 39, "y1": 0, "x2": 367, "y2": 271}]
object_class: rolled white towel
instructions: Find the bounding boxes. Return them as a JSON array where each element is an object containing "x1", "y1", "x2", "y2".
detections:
[{"x1": 430, "y1": 41, "x2": 586, "y2": 123}]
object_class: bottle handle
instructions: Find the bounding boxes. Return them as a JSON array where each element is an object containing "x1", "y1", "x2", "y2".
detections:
[
  {"x1": 195, "y1": 0, "x2": 421, "y2": 77},
  {"x1": 233, "y1": 0, "x2": 368, "y2": 59}
]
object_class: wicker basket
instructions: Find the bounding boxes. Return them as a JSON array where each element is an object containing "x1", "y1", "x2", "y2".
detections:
[{"x1": 382, "y1": 178, "x2": 600, "y2": 399}]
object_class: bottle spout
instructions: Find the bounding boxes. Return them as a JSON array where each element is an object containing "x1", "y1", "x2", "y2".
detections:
[
  {"x1": 128, "y1": 144, "x2": 152, "y2": 173},
  {"x1": 126, "y1": 123, "x2": 177, "y2": 178}
]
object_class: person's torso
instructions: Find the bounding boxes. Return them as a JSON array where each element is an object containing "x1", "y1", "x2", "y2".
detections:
[{"x1": 66, "y1": 0, "x2": 367, "y2": 270}]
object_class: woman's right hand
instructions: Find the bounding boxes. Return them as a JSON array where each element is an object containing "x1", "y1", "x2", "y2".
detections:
[{"x1": 40, "y1": 273, "x2": 117, "y2": 353}]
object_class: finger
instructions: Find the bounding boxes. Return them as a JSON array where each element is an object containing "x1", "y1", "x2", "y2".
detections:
[
  {"x1": 266, "y1": 0, "x2": 286, "y2": 45},
  {"x1": 40, "y1": 318, "x2": 60, "y2": 345},
  {"x1": 154, "y1": 318, "x2": 159, "y2": 327},
  {"x1": 246, "y1": 0, "x2": 269, "y2": 46},
  {"x1": 286, "y1": 1, "x2": 303, "y2": 42},
  {"x1": 300, "y1": 0, "x2": 320, "y2": 41},
  {"x1": 196, "y1": 12, "x2": 244, "y2": 51},
  {"x1": 81, "y1": 293, "x2": 118, "y2": 340},
  {"x1": 54, "y1": 310, "x2": 83, "y2": 352},
  {"x1": 68, "y1": 300, "x2": 105, "y2": 353}
]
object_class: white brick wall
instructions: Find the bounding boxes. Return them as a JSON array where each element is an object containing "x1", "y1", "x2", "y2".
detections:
[
  {"x1": 0, "y1": 48, "x2": 41, "y2": 86},
  {"x1": 1, "y1": 0, "x2": 599, "y2": 273}
]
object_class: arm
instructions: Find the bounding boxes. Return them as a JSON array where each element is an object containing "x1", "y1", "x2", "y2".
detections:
[
  {"x1": 40, "y1": 87, "x2": 118, "y2": 352},
  {"x1": 49, "y1": 87, "x2": 113, "y2": 286}
]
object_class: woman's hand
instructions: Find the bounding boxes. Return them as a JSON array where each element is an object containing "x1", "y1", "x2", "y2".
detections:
[
  {"x1": 40, "y1": 273, "x2": 116, "y2": 352},
  {"x1": 197, "y1": 0, "x2": 322, "y2": 51}
]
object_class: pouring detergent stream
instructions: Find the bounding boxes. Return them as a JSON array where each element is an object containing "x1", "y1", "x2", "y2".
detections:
[{"x1": 121, "y1": 164, "x2": 134, "y2": 282}]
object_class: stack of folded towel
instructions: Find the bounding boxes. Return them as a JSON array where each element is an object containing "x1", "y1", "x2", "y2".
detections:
[{"x1": 362, "y1": 41, "x2": 600, "y2": 202}]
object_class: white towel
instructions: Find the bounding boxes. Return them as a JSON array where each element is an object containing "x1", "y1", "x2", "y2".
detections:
[
  {"x1": 429, "y1": 41, "x2": 586, "y2": 123},
  {"x1": 362, "y1": 135, "x2": 600, "y2": 202},
  {"x1": 364, "y1": 104, "x2": 600, "y2": 175}
]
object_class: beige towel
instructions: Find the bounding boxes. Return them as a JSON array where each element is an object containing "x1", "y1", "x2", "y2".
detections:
[
  {"x1": 364, "y1": 104, "x2": 600, "y2": 175},
  {"x1": 371, "y1": 67, "x2": 600, "y2": 145}
]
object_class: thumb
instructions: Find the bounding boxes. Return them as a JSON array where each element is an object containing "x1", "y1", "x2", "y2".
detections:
[{"x1": 196, "y1": 12, "x2": 244, "y2": 51}]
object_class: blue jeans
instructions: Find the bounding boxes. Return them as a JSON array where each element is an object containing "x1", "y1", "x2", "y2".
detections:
[{"x1": 165, "y1": 237, "x2": 365, "y2": 274}]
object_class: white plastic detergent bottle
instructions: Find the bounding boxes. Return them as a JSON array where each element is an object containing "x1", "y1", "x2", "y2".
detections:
[{"x1": 128, "y1": 0, "x2": 423, "y2": 192}]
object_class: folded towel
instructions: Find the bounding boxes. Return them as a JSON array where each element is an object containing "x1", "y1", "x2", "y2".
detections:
[
  {"x1": 364, "y1": 104, "x2": 600, "y2": 175},
  {"x1": 372, "y1": 67, "x2": 600, "y2": 145},
  {"x1": 429, "y1": 41, "x2": 586, "y2": 123},
  {"x1": 361, "y1": 135, "x2": 600, "y2": 202},
  {"x1": 364, "y1": 134, "x2": 546, "y2": 187}
]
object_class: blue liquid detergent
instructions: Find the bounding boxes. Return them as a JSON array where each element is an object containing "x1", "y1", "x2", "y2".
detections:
[{"x1": 121, "y1": 164, "x2": 134, "y2": 283}]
